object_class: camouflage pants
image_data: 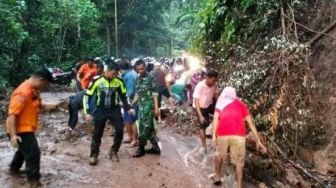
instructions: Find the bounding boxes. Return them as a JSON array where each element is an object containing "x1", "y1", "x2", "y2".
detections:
[{"x1": 137, "y1": 102, "x2": 158, "y2": 146}]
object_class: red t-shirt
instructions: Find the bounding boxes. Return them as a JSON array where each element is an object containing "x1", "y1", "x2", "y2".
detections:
[{"x1": 215, "y1": 99, "x2": 250, "y2": 136}]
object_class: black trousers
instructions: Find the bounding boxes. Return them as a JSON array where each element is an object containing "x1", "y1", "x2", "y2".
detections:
[
  {"x1": 90, "y1": 108, "x2": 124, "y2": 157},
  {"x1": 9, "y1": 132, "x2": 41, "y2": 181},
  {"x1": 195, "y1": 103, "x2": 215, "y2": 130},
  {"x1": 68, "y1": 102, "x2": 79, "y2": 129},
  {"x1": 158, "y1": 86, "x2": 171, "y2": 108}
]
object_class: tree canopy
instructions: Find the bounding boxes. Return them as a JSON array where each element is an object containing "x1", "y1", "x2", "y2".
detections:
[{"x1": 0, "y1": 0, "x2": 190, "y2": 87}]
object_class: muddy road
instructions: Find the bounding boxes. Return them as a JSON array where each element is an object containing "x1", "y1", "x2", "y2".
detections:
[{"x1": 0, "y1": 92, "x2": 256, "y2": 188}]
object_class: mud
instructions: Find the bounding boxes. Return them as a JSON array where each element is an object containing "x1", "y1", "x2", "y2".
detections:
[
  {"x1": 0, "y1": 92, "x2": 258, "y2": 188},
  {"x1": 310, "y1": 11, "x2": 336, "y2": 175}
]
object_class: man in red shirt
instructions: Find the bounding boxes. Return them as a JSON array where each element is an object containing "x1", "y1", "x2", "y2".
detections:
[{"x1": 211, "y1": 87, "x2": 267, "y2": 187}]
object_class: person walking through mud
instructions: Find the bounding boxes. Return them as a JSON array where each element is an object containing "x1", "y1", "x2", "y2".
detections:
[
  {"x1": 5, "y1": 68, "x2": 62, "y2": 188},
  {"x1": 211, "y1": 87, "x2": 267, "y2": 187},
  {"x1": 83, "y1": 63, "x2": 135, "y2": 165},
  {"x1": 119, "y1": 60, "x2": 138, "y2": 147},
  {"x1": 193, "y1": 69, "x2": 219, "y2": 154},
  {"x1": 131, "y1": 59, "x2": 160, "y2": 158},
  {"x1": 67, "y1": 63, "x2": 104, "y2": 132}
]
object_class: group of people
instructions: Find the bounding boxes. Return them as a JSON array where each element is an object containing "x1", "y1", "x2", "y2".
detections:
[
  {"x1": 4, "y1": 56, "x2": 267, "y2": 188},
  {"x1": 70, "y1": 58, "x2": 163, "y2": 164}
]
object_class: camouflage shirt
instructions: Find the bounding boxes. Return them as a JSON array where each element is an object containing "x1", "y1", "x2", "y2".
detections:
[{"x1": 135, "y1": 73, "x2": 158, "y2": 105}]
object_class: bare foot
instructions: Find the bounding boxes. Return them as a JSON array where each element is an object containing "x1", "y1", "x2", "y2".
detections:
[{"x1": 126, "y1": 142, "x2": 139, "y2": 148}]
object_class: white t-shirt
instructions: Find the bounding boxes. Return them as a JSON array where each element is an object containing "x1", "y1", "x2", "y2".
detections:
[{"x1": 193, "y1": 80, "x2": 218, "y2": 108}]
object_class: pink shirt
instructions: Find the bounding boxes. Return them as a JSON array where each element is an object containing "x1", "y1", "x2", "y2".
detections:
[
  {"x1": 215, "y1": 99, "x2": 250, "y2": 136},
  {"x1": 193, "y1": 80, "x2": 217, "y2": 108}
]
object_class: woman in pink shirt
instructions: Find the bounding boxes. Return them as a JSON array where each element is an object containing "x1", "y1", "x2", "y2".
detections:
[{"x1": 211, "y1": 87, "x2": 267, "y2": 187}]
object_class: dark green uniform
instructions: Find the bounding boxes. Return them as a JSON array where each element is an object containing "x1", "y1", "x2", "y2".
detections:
[{"x1": 136, "y1": 73, "x2": 158, "y2": 146}]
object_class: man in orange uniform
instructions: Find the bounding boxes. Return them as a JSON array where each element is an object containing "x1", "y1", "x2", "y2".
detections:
[
  {"x1": 77, "y1": 60, "x2": 98, "y2": 89},
  {"x1": 6, "y1": 68, "x2": 59, "y2": 188}
]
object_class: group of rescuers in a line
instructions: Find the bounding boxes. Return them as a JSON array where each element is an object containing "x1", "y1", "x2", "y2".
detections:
[{"x1": 4, "y1": 58, "x2": 267, "y2": 188}]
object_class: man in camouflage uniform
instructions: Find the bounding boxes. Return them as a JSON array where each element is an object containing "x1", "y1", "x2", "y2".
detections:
[{"x1": 132, "y1": 59, "x2": 160, "y2": 158}]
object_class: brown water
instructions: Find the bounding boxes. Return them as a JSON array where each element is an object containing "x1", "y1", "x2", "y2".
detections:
[{"x1": 0, "y1": 92, "x2": 256, "y2": 188}]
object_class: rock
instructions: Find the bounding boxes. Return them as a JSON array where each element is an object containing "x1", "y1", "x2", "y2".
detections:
[
  {"x1": 41, "y1": 142, "x2": 57, "y2": 155},
  {"x1": 58, "y1": 128, "x2": 67, "y2": 134},
  {"x1": 47, "y1": 147, "x2": 57, "y2": 155},
  {"x1": 63, "y1": 149, "x2": 78, "y2": 157}
]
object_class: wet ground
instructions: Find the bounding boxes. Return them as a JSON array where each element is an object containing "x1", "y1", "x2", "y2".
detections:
[{"x1": 0, "y1": 92, "x2": 257, "y2": 188}]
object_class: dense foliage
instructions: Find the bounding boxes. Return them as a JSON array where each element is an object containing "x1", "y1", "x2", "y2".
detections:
[
  {"x1": 0, "y1": 0, "x2": 183, "y2": 88},
  {"x1": 187, "y1": 0, "x2": 329, "y2": 156},
  {"x1": 0, "y1": 0, "x2": 102, "y2": 87}
]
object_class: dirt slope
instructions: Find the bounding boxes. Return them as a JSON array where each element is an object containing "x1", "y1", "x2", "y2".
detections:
[{"x1": 309, "y1": 1, "x2": 336, "y2": 175}]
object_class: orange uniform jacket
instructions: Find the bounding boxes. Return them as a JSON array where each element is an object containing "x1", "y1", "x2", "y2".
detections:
[
  {"x1": 78, "y1": 63, "x2": 98, "y2": 89},
  {"x1": 7, "y1": 80, "x2": 41, "y2": 133}
]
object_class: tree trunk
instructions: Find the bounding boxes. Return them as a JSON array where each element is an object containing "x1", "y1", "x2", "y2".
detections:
[
  {"x1": 58, "y1": 28, "x2": 67, "y2": 64},
  {"x1": 106, "y1": 23, "x2": 111, "y2": 57},
  {"x1": 168, "y1": 38, "x2": 172, "y2": 58}
]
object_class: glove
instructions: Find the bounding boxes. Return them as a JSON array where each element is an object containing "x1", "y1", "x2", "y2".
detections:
[{"x1": 10, "y1": 135, "x2": 22, "y2": 148}]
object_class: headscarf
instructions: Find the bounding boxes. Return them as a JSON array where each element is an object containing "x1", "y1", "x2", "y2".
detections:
[{"x1": 215, "y1": 86, "x2": 237, "y2": 111}]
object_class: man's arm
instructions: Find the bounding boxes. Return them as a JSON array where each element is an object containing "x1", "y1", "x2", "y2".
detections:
[
  {"x1": 214, "y1": 85, "x2": 220, "y2": 99},
  {"x1": 212, "y1": 112, "x2": 219, "y2": 138},
  {"x1": 131, "y1": 95, "x2": 138, "y2": 106},
  {"x1": 41, "y1": 103, "x2": 57, "y2": 112},
  {"x1": 83, "y1": 79, "x2": 98, "y2": 114},
  {"x1": 118, "y1": 79, "x2": 132, "y2": 111},
  {"x1": 151, "y1": 76, "x2": 160, "y2": 116},
  {"x1": 153, "y1": 93, "x2": 159, "y2": 117},
  {"x1": 41, "y1": 100, "x2": 69, "y2": 112},
  {"x1": 6, "y1": 115, "x2": 22, "y2": 148},
  {"x1": 195, "y1": 98, "x2": 204, "y2": 121},
  {"x1": 245, "y1": 116, "x2": 267, "y2": 153},
  {"x1": 212, "y1": 111, "x2": 220, "y2": 147},
  {"x1": 6, "y1": 94, "x2": 26, "y2": 136},
  {"x1": 193, "y1": 83, "x2": 204, "y2": 121},
  {"x1": 153, "y1": 93, "x2": 159, "y2": 108},
  {"x1": 245, "y1": 116, "x2": 261, "y2": 142},
  {"x1": 119, "y1": 90, "x2": 132, "y2": 111},
  {"x1": 165, "y1": 73, "x2": 172, "y2": 94},
  {"x1": 6, "y1": 115, "x2": 17, "y2": 138},
  {"x1": 6, "y1": 95, "x2": 26, "y2": 147}
]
